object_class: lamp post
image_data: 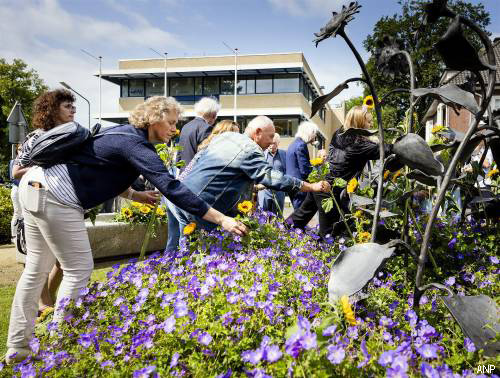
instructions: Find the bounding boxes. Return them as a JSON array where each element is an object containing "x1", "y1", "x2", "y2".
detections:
[
  {"x1": 81, "y1": 49, "x2": 102, "y2": 125},
  {"x1": 150, "y1": 48, "x2": 168, "y2": 96},
  {"x1": 60, "y1": 82, "x2": 91, "y2": 128},
  {"x1": 223, "y1": 42, "x2": 238, "y2": 122}
]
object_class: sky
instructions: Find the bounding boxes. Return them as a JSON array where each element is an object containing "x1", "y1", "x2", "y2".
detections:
[{"x1": 1, "y1": 0, "x2": 499, "y2": 126}]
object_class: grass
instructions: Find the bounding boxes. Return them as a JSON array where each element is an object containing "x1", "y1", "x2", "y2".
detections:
[{"x1": 0, "y1": 258, "x2": 130, "y2": 358}]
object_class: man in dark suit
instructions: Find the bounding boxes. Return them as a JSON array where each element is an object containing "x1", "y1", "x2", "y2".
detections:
[
  {"x1": 177, "y1": 97, "x2": 220, "y2": 169},
  {"x1": 258, "y1": 133, "x2": 287, "y2": 215}
]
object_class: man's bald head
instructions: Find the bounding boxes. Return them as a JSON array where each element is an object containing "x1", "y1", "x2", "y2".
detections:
[{"x1": 244, "y1": 116, "x2": 276, "y2": 150}]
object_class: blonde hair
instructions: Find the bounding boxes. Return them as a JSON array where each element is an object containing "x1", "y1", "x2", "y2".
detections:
[
  {"x1": 344, "y1": 106, "x2": 373, "y2": 130},
  {"x1": 295, "y1": 121, "x2": 319, "y2": 143},
  {"x1": 128, "y1": 96, "x2": 182, "y2": 129},
  {"x1": 198, "y1": 120, "x2": 239, "y2": 150}
]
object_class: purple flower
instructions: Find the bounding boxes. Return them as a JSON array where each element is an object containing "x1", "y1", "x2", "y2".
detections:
[
  {"x1": 386, "y1": 366, "x2": 408, "y2": 378},
  {"x1": 162, "y1": 315, "x2": 176, "y2": 333},
  {"x1": 77, "y1": 333, "x2": 93, "y2": 349},
  {"x1": 242, "y1": 348, "x2": 263, "y2": 365},
  {"x1": 464, "y1": 337, "x2": 476, "y2": 353},
  {"x1": 29, "y1": 337, "x2": 40, "y2": 354},
  {"x1": 444, "y1": 276, "x2": 456, "y2": 286},
  {"x1": 216, "y1": 369, "x2": 232, "y2": 378},
  {"x1": 327, "y1": 344, "x2": 345, "y2": 364},
  {"x1": 173, "y1": 300, "x2": 188, "y2": 318},
  {"x1": 420, "y1": 362, "x2": 440, "y2": 378},
  {"x1": 448, "y1": 237, "x2": 457, "y2": 249},
  {"x1": 417, "y1": 344, "x2": 439, "y2": 359},
  {"x1": 391, "y1": 355, "x2": 409, "y2": 372},
  {"x1": 322, "y1": 325, "x2": 337, "y2": 337},
  {"x1": 301, "y1": 332, "x2": 317, "y2": 350},
  {"x1": 489, "y1": 255, "x2": 499, "y2": 264},
  {"x1": 264, "y1": 345, "x2": 282, "y2": 363},
  {"x1": 198, "y1": 332, "x2": 213, "y2": 346},
  {"x1": 378, "y1": 350, "x2": 394, "y2": 367},
  {"x1": 101, "y1": 360, "x2": 114, "y2": 368},
  {"x1": 133, "y1": 366, "x2": 157, "y2": 378},
  {"x1": 170, "y1": 352, "x2": 180, "y2": 368}
]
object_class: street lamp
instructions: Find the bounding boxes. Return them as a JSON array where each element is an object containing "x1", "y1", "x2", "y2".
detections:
[
  {"x1": 223, "y1": 42, "x2": 238, "y2": 122},
  {"x1": 81, "y1": 49, "x2": 102, "y2": 125},
  {"x1": 60, "y1": 82, "x2": 91, "y2": 128},
  {"x1": 150, "y1": 48, "x2": 168, "y2": 97}
]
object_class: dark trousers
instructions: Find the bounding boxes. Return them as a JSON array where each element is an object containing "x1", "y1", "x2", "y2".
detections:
[
  {"x1": 290, "y1": 192, "x2": 307, "y2": 210},
  {"x1": 287, "y1": 188, "x2": 348, "y2": 239}
]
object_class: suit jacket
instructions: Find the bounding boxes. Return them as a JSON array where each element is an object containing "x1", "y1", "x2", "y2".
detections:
[
  {"x1": 286, "y1": 137, "x2": 311, "y2": 181},
  {"x1": 177, "y1": 117, "x2": 212, "y2": 167}
]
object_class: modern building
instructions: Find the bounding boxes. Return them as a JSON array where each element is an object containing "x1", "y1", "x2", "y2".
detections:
[{"x1": 99, "y1": 52, "x2": 344, "y2": 151}]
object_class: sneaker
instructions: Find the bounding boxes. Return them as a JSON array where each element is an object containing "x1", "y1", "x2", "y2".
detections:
[{"x1": 5, "y1": 347, "x2": 31, "y2": 365}]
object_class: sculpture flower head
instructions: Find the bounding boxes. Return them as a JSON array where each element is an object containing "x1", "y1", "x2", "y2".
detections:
[
  {"x1": 313, "y1": 1, "x2": 361, "y2": 46},
  {"x1": 363, "y1": 95, "x2": 375, "y2": 110},
  {"x1": 310, "y1": 157, "x2": 324, "y2": 166},
  {"x1": 347, "y1": 177, "x2": 358, "y2": 193},
  {"x1": 423, "y1": 0, "x2": 452, "y2": 25},
  {"x1": 340, "y1": 295, "x2": 356, "y2": 326},
  {"x1": 183, "y1": 222, "x2": 197, "y2": 235},
  {"x1": 373, "y1": 35, "x2": 408, "y2": 79},
  {"x1": 237, "y1": 200, "x2": 253, "y2": 214}
]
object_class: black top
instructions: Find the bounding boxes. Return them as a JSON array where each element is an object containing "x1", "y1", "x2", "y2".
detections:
[
  {"x1": 177, "y1": 117, "x2": 212, "y2": 167},
  {"x1": 326, "y1": 128, "x2": 392, "y2": 181},
  {"x1": 66, "y1": 124, "x2": 209, "y2": 217}
]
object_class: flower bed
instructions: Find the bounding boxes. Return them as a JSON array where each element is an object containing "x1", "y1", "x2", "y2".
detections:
[{"x1": 3, "y1": 211, "x2": 498, "y2": 377}]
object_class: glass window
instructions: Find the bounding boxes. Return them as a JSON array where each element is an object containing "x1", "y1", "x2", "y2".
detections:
[
  {"x1": 237, "y1": 78, "x2": 246, "y2": 95},
  {"x1": 272, "y1": 119, "x2": 291, "y2": 137},
  {"x1": 290, "y1": 118, "x2": 299, "y2": 136},
  {"x1": 221, "y1": 76, "x2": 234, "y2": 95},
  {"x1": 195, "y1": 77, "x2": 203, "y2": 95},
  {"x1": 129, "y1": 79, "x2": 144, "y2": 97},
  {"x1": 121, "y1": 80, "x2": 129, "y2": 97},
  {"x1": 256, "y1": 75, "x2": 273, "y2": 93},
  {"x1": 203, "y1": 77, "x2": 219, "y2": 95},
  {"x1": 146, "y1": 79, "x2": 164, "y2": 97},
  {"x1": 246, "y1": 77, "x2": 255, "y2": 94},
  {"x1": 274, "y1": 74, "x2": 300, "y2": 93},
  {"x1": 170, "y1": 78, "x2": 194, "y2": 96}
]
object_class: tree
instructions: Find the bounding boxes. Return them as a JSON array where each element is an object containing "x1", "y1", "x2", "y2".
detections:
[
  {"x1": 0, "y1": 58, "x2": 47, "y2": 178},
  {"x1": 362, "y1": 0, "x2": 491, "y2": 133}
]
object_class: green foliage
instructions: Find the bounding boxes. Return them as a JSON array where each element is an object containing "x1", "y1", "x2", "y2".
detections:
[
  {"x1": 0, "y1": 58, "x2": 47, "y2": 180},
  {"x1": 0, "y1": 186, "x2": 13, "y2": 243},
  {"x1": 362, "y1": 0, "x2": 491, "y2": 128}
]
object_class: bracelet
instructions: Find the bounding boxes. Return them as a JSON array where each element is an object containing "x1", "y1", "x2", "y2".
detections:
[{"x1": 128, "y1": 189, "x2": 135, "y2": 200}]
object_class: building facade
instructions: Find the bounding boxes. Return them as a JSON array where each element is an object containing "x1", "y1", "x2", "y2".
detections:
[{"x1": 99, "y1": 52, "x2": 344, "y2": 152}]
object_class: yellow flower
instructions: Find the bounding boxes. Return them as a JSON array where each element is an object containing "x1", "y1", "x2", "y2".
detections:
[
  {"x1": 175, "y1": 129, "x2": 180, "y2": 136},
  {"x1": 310, "y1": 157, "x2": 324, "y2": 166},
  {"x1": 363, "y1": 95, "x2": 374, "y2": 110},
  {"x1": 392, "y1": 170, "x2": 402, "y2": 182},
  {"x1": 121, "y1": 207, "x2": 133, "y2": 218},
  {"x1": 131, "y1": 201, "x2": 142, "y2": 208},
  {"x1": 140, "y1": 205, "x2": 151, "y2": 214},
  {"x1": 487, "y1": 168, "x2": 499, "y2": 178},
  {"x1": 183, "y1": 222, "x2": 196, "y2": 235},
  {"x1": 346, "y1": 177, "x2": 358, "y2": 193},
  {"x1": 358, "y1": 231, "x2": 371, "y2": 243},
  {"x1": 431, "y1": 124, "x2": 444, "y2": 134},
  {"x1": 340, "y1": 295, "x2": 357, "y2": 326},
  {"x1": 354, "y1": 210, "x2": 363, "y2": 218},
  {"x1": 156, "y1": 207, "x2": 166, "y2": 216},
  {"x1": 383, "y1": 170, "x2": 390, "y2": 180},
  {"x1": 237, "y1": 200, "x2": 253, "y2": 214}
]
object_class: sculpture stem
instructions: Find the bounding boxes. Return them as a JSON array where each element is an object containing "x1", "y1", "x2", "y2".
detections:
[
  {"x1": 339, "y1": 30, "x2": 385, "y2": 243},
  {"x1": 414, "y1": 15, "x2": 497, "y2": 306},
  {"x1": 400, "y1": 51, "x2": 415, "y2": 133}
]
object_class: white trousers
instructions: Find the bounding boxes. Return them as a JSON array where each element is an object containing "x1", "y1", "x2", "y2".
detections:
[
  {"x1": 10, "y1": 185, "x2": 22, "y2": 241},
  {"x1": 7, "y1": 167, "x2": 93, "y2": 349}
]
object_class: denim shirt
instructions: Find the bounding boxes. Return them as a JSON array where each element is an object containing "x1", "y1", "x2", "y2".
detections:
[{"x1": 181, "y1": 132, "x2": 303, "y2": 226}]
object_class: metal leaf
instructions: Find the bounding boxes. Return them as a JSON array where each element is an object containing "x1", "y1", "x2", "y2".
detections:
[
  {"x1": 311, "y1": 80, "x2": 350, "y2": 118},
  {"x1": 413, "y1": 84, "x2": 480, "y2": 116},
  {"x1": 440, "y1": 295, "x2": 500, "y2": 357},
  {"x1": 407, "y1": 169, "x2": 437, "y2": 186},
  {"x1": 393, "y1": 133, "x2": 444, "y2": 176},
  {"x1": 436, "y1": 16, "x2": 495, "y2": 72},
  {"x1": 350, "y1": 194, "x2": 374, "y2": 207},
  {"x1": 361, "y1": 208, "x2": 398, "y2": 218},
  {"x1": 328, "y1": 242, "x2": 396, "y2": 302}
]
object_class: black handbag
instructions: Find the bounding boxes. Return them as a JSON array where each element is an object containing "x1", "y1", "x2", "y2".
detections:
[{"x1": 29, "y1": 122, "x2": 101, "y2": 167}]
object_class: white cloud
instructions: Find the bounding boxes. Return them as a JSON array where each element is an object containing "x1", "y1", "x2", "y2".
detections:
[
  {"x1": 267, "y1": 0, "x2": 348, "y2": 17},
  {"x1": 0, "y1": 0, "x2": 185, "y2": 125}
]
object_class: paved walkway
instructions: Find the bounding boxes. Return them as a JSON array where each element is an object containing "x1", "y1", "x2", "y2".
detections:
[{"x1": 0, "y1": 244, "x2": 22, "y2": 287}]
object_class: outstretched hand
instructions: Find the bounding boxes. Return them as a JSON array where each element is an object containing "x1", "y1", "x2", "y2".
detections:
[
  {"x1": 221, "y1": 216, "x2": 248, "y2": 236},
  {"x1": 134, "y1": 190, "x2": 160, "y2": 205}
]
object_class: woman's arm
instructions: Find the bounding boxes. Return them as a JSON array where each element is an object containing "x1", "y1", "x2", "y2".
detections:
[
  {"x1": 120, "y1": 188, "x2": 159, "y2": 205},
  {"x1": 12, "y1": 165, "x2": 31, "y2": 179},
  {"x1": 201, "y1": 208, "x2": 247, "y2": 236}
]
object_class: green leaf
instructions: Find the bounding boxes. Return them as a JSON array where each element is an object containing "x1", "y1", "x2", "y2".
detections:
[{"x1": 322, "y1": 197, "x2": 334, "y2": 213}]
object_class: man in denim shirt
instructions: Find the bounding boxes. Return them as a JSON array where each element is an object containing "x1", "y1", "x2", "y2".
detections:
[{"x1": 177, "y1": 116, "x2": 330, "y2": 234}]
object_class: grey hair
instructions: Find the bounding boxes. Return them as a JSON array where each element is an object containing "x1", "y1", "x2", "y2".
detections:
[
  {"x1": 128, "y1": 96, "x2": 182, "y2": 129},
  {"x1": 295, "y1": 121, "x2": 319, "y2": 143},
  {"x1": 244, "y1": 115, "x2": 273, "y2": 137},
  {"x1": 194, "y1": 97, "x2": 221, "y2": 117}
]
